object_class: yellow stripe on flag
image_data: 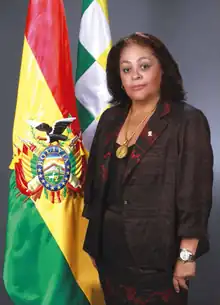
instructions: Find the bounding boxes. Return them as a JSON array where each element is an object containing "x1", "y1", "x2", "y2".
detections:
[
  {"x1": 13, "y1": 38, "x2": 63, "y2": 150},
  {"x1": 97, "y1": 44, "x2": 111, "y2": 70},
  {"x1": 77, "y1": 202, "x2": 104, "y2": 303},
  {"x1": 13, "y1": 37, "x2": 81, "y2": 281},
  {"x1": 97, "y1": 0, "x2": 110, "y2": 22}
]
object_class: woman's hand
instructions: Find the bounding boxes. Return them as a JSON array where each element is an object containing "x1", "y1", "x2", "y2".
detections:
[{"x1": 173, "y1": 260, "x2": 196, "y2": 293}]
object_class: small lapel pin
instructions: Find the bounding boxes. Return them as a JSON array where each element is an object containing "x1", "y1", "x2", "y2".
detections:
[{"x1": 148, "y1": 131, "x2": 153, "y2": 137}]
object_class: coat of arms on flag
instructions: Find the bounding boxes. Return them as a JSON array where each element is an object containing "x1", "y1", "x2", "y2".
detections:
[{"x1": 14, "y1": 117, "x2": 86, "y2": 204}]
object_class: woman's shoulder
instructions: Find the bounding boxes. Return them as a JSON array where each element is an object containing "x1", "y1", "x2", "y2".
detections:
[
  {"x1": 172, "y1": 101, "x2": 209, "y2": 125},
  {"x1": 94, "y1": 104, "x2": 125, "y2": 136},
  {"x1": 99, "y1": 104, "x2": 125, "y2": 123},
  {"x1": 171, "y1": 101, "x2": 211, "y2": 138}
]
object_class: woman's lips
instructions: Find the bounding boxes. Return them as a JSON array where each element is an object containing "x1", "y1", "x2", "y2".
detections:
[{"x1": 131, "y1": 84, "x2": 146, "y2": 91}]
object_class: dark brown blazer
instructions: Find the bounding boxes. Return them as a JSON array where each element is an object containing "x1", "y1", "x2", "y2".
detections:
[{"x1": 82, "y1": 101, "x2": 213, "y2": 271}]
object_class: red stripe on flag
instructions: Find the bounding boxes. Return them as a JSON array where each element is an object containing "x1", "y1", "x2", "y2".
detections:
[{"x1": 25, "y1": 0, "x2": 80, "y2": 133}]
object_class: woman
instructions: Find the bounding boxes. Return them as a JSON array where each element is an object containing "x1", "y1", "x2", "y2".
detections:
[{"x1": 82, "y1": 33, "x2": 213, "y2": 305}]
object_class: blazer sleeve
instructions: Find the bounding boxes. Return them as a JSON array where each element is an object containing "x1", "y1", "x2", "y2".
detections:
[
  {"x1": 82, "y1": 109, "x2": 108, "y2": 218},
  {"x1": 176, "y1": 109, "x2": 213, "y2": 239}
]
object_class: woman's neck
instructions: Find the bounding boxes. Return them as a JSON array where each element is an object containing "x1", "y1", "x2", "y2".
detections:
[{"x1": 130, "y1": 96, "x2": 160, "y2": 116}]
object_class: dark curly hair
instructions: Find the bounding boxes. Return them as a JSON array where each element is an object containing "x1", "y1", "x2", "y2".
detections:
[{"x1": 106, "y1": 32, "x2": 186, "y2": 106}]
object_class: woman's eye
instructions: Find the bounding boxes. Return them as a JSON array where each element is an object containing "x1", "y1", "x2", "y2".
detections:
[
  {"x1": 122, "y1": 68, "x2": 130, "y2": 73},
  {"x1": 141, "y1": 63, "x2": 150, "y2": 70}
]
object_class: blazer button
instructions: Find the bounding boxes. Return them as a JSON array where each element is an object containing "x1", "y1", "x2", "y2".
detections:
[{"x1": 124, "y1": 200, "x2": 128, "y2": 205}]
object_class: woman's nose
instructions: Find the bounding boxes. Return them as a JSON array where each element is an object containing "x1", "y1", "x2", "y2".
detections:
[{"x1": 131, "y1": 69, "x2": 142, "y2": 80}]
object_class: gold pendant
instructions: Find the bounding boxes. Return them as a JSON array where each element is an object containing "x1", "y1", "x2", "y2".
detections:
[{"x1": 116, "y1": 144, "x2": 128, "y2": 159}]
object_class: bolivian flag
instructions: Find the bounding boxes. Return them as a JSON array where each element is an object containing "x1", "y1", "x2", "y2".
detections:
[{"x1": 3, "y1": 1, "x2": 89, "y2": 304}]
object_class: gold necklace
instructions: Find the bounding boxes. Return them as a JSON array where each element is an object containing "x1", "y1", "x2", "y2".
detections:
[{"x1": 116, "y1": 105, "x2": 157, "y2": 159}]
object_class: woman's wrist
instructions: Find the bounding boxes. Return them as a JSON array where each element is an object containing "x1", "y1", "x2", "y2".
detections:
[{"x1": 180, "y1": 238, "x2": 199, "y2": 255}]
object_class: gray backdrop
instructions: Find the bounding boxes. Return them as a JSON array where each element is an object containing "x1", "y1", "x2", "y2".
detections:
[{"x1": 0, "y1": 1, "x2": 219, "y2": 304}]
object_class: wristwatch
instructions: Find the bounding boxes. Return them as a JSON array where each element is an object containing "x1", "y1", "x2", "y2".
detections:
[{"x1": 178, "y1": 248, "x2": 196, "y2": 263}]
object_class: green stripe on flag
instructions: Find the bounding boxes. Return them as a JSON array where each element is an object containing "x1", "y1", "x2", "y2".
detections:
[
  {"x1": 3, "y1": 172, "x2": 90, "y2": 305},
  {"x1": 76, "y1": 99, "x2": 94, "y2": 132},
  {"x1": 76, "y1": 42, "x2": 96, "y2": 82},
  {"x1": 82, "y1": 0, "x2": 94, "y2": 14}
]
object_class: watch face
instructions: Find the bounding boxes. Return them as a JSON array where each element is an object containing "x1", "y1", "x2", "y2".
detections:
[{"x1": 180, "y1": 250, "x2": 189, "y2": 261}]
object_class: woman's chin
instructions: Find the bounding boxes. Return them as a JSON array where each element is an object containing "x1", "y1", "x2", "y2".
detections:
[
  {"x1": 129, "y1": 91, "x2": 159, "y2": 104},
  {"x1": 130, "y1": 95, "x2": 150, "y2": 103}
]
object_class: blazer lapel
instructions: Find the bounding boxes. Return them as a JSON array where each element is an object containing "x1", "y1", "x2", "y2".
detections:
[
  {"x1": 99, "y1": 106, "x2": 129, "y2": 184},
  {"x1": 123, "y1": 102, "x2": 171, "y2": 183}
]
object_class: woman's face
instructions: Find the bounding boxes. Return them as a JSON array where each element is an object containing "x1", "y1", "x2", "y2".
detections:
[{"x1": 119, "y1": 43, "x2": 162, "y2": 103}]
